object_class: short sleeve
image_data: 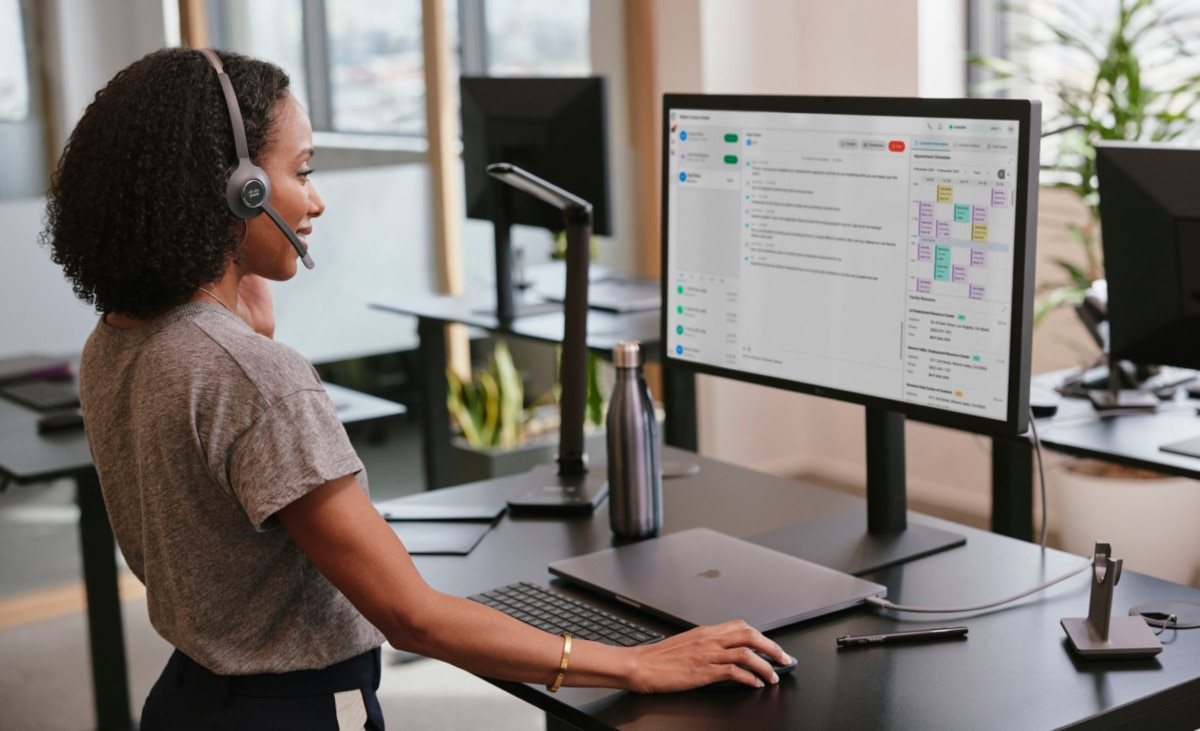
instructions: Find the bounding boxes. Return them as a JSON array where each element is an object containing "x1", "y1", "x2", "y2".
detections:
[{"x1": 227, "y1": 388, "x2": 365, "y2": 530}]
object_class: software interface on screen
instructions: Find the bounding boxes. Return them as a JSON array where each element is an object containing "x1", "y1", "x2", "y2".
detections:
[{"x1": 665, "y1": 107, "x2": 1024, "y2": 424}]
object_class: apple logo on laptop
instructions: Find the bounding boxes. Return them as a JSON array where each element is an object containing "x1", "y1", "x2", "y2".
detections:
[{"x1": 696, "y1": 569, "x2": 721, "y2": 579}]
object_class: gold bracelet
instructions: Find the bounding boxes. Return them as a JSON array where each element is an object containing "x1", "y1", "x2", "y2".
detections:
[{"x1": 547, "y1": 632, "x2": 572, "y2": 693}]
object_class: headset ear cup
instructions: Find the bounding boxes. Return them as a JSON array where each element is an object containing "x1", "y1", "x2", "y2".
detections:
[{"x1": 226, "y1": 158, "x2": 271, "y2": 220}]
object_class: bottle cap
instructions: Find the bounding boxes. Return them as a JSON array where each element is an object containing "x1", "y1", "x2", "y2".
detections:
[{"x1": 613, "y1": 340, "x2": 643, "y2": 368}]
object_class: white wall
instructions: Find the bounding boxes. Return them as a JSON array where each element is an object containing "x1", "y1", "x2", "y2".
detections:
[{"x1": 0, "y1": 197, "x2": 97, "y2": 359}]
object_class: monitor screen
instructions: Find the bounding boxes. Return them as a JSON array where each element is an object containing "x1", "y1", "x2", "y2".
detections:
[
  {"x1": 1096, "y1": 141, "x2": 1200, "y2": 371},
  {"x1": 460, "y1": 76, "x2": 612, "y2": 236},
  {"x1": 661, "y1": 95, "x2": 1041, "y2": 437}
]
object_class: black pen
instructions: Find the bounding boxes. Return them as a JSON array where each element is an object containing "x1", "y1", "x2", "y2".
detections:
[{"x1": 836, "y1": 626, "x2": 968, "y2": 648}]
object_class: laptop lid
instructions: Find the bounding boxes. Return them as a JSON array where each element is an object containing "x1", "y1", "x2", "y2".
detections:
[{"x1": 548, "y1": 527, "x2": 886, "y2": 632}]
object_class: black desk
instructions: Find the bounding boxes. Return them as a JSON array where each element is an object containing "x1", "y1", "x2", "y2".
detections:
[
  {"x1": 410, "y1": 447, "x2": 1200, "y2": 730},
  {"x1": 991, "y1": 370, "x2": 1200, "y2": 543},
  {"x1": 0, "y1": 382, "x2": 404, "y2": 731},
  {"x1": 371, "y1": 291, "x2": 697, "y2": 489},
  {"x1": 1030, "y1": 370, "x2": 1200, "y2": 478}
]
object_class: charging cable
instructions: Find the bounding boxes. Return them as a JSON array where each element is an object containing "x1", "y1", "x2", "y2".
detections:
[
  {"x1": 869, "y1": 407, "x2": 1085, "y2": 614},
  {"x1": 865, "y1": 557, "x2": 1093, "y2": 614}
]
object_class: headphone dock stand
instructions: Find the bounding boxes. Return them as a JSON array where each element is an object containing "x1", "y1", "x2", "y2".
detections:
[{"x1": 1061, "y1": 542, "x2": 1163, "y2": 659}]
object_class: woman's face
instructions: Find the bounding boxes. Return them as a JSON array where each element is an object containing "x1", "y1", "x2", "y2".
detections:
[{"x1": 240, "y1": 92, "x2": 324, "y2": 281}]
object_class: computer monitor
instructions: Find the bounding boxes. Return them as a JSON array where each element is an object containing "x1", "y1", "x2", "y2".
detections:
[
  {"x1": 460, "y1": 76, "x2": 612, "y2": 322},
  {"x1": 1096, "y1": 142, "x2": 1200, "y2": 371},
  {"x1": 661, "y1": 94, "x2": 1041, "y2": 574},
  {"x1": 1095, "y1": 141, "x2": 1200, "y2": 456}
]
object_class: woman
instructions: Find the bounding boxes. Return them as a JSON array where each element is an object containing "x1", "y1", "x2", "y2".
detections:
[{"x1": 43, "y1": 48, "x2": 790, "y2": 729}]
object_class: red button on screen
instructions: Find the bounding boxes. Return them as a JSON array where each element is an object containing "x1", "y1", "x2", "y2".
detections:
[{"x1": 888, "y1": 140, "x2": 906, "y2": 152}]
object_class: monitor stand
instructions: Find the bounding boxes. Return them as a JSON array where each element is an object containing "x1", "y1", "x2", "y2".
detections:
[{"x1": 749, "y1": 408, "x2": 965, "y2": 577}]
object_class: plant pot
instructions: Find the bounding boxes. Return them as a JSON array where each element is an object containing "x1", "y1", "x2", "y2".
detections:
[
  {"x1": 449, "y1": 429, "x2": 608, "y2": 484},
  {"x1": 1051, "y1": 459, "x2": 1200, "y2": 587}
]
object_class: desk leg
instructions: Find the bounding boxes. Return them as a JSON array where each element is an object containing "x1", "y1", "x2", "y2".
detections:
[
  {"x1": 417, "y1": 317, "x2": 454, "y2": 489},
  {"x1": 991, "y1": 436, "x2": 1034, "y2": 541},
  {"x1": 76, "y1": 469, "x2": 134, "y2": 730},
  {"x1": 662, "y1": 365, "x2": 697, "y2": 451}
]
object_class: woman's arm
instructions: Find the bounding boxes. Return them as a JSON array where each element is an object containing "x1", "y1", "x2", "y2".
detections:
[{"x1": 277, "y1": 475, "x2": 790, "y2": 692}]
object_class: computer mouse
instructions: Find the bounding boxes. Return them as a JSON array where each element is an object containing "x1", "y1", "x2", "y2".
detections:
[{"x1": 699, "y1": 651, "x2": 797, "y2": 692}]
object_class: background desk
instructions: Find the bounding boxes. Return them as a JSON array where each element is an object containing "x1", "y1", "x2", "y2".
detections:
[
  {"x1": 0, "y1": 382, "x2": 403, "y2": 731},
  {"x1": 410, "y1": 447, "x2": 1200, "y2": 730},
  {"x1": 1030, "y1": 370, "x2": 1200, "y2": 478},
  {"x1": 371, "y1": 293, "x2": 697, "y2": 489},
  {"x1": 992, "y1": 371, "x2": 1200, "y2": 543}
]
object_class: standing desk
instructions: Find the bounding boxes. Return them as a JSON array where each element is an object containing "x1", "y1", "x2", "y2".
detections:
[
  {"x1": 410, "y1": 446, "x2": 1200, "y2": 730},
  {"x1": 990, "y1": 370, "x2": 1200, "y2": 543},
  {"x1": 1029, "y1": 369, "x2": 1200, "y2": 477},
  {"x1": 0, "y1": 382, "x2": 404, "y2": 731}
]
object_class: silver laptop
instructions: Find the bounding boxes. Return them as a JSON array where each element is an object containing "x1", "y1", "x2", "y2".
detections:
[{"x1": 548, "y1": 527, "x2": 886, "y2": 632}]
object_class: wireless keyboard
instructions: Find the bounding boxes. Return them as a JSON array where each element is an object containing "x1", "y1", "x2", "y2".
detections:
[{"x1": 470, "y1": 581, "x2": 664, "y2": 646}]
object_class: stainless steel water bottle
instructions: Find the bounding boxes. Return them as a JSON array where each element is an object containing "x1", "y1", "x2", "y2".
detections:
[{"x1": 607, "y1": 340, "x2": 662, "y2": 538}]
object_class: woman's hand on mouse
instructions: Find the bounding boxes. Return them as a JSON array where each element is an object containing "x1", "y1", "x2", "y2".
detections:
[{"x1": 624, "y1": 620, "x2": 791, "y2": 693}]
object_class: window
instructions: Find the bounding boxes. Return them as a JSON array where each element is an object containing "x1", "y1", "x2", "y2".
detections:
[
  {"x1": 326, "y1": 0, "x2": 432, "y2": 134},
  {"x1": 0, "y1": 0, "x2": 48, "y2": 199},
  {"x1": 483, "y1": 0, "x2": 589, "y2": 76},
  {"x1": 967, "y1": 0, "x2": 1200, "y2": 181},
  {"x1": 209, "y1": 0, "x2": 589, "y2": 139},
  {"x1": 0, "y1": 0, "x2": 30, "y2": 121}
]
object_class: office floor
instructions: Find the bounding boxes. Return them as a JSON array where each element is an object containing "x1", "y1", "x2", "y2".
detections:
[{"x1": 0, "y1": 416, "x2": 544, "y2": 731}]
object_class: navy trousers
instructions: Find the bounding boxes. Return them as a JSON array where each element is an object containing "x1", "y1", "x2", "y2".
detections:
[{"x1": 140, "y1": 647, "x2": 385, "y2": 730}]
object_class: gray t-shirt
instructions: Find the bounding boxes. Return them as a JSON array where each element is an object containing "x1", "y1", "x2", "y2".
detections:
[{"x1": 79, "y1": 302, "x2": 384, "y2": 674}]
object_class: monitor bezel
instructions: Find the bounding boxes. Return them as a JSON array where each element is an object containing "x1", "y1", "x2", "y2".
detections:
[
  {"x1": 659, "y1": 93, "x2": 1040, "y2": 437},
  {"x1": 1095, "y1": 140, "x2": 1200, "y2": 372},
  {"x1": 460, "y1": 75, "x2": 613, "y2": 236}
]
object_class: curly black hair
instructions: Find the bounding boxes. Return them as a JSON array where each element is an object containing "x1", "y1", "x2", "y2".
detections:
[{"x1": 42, "y1": 47, "x2": 291, "y2": 319}]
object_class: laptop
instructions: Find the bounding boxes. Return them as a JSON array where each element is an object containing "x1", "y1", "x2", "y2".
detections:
[{"x1": 548, "y1": 527, "x2": 887, "y2": 632}]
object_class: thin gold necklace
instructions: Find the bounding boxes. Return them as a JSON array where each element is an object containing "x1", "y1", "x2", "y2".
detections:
[{"x1": 197, "y1": 287, "x2": 233, "y2": 314}]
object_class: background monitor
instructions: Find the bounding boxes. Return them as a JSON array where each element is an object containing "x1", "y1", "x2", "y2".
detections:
[
  {"x1": 1095, "y1": 141, "x2": 1200, "y2": 372},
  {"x1": 661, "y1": 94, "x2": 1041, "y2": 574},
  {"x1": 461, "y1": 76, "x2": 611, "y2": 234},
  {"x1": 460, "y1": 76, "x2": 612, "y2": 321}
]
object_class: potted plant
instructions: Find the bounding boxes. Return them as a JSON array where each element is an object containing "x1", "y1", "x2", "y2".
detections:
[
  {"x1": 972, "y1": 0, "x2": 1200, "y2": 328},
  {"x1": 446, "y1": 340, "x2": 608, "y2": 483},
  {"x1": 973, "y1": 0, "x2": 1200, "y2": 585}
]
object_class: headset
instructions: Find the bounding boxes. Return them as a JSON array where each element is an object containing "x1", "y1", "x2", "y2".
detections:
[{"x1": 197, "y1": 48, "x2": 314, "y2": 269}]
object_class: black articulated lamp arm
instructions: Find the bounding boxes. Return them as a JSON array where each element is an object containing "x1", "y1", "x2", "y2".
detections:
[{"x1": 486, "y1": 163, "x2": 593, "y2": 476}]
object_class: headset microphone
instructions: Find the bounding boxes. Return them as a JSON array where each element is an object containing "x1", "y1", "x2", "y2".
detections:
[{"x1": 198, "y1": 48, "x2": 314, "y2": 269}]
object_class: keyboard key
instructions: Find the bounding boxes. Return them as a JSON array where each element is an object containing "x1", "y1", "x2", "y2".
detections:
[{"x1": 470, "y1": 582, "x2": 664, "y2": 647}]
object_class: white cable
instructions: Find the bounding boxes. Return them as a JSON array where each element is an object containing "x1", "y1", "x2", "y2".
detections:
[{"x1": 865, "y1": 557, "x2": 1093, "y2": 614}]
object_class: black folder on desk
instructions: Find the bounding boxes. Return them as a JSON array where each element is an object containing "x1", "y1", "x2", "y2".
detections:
[
  {"x1": 374, "y1": 479, "x2": 510, "y2": 555},
  {"x1": 388, "y1": 520, "x2": 497, "y2": 555}
]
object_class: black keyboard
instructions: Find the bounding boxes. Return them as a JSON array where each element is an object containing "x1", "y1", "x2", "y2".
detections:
[
  {"x1": 470, "y1": 582, "x2": 665, "y2": 647},
  {"x1": 0, "y1": 380, "x2": 80, "y2": 411}
]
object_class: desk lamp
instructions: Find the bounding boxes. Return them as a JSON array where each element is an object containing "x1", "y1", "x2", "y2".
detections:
[{"x1": 486, "y1": 163, "x2": 608, "y2": 513}]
